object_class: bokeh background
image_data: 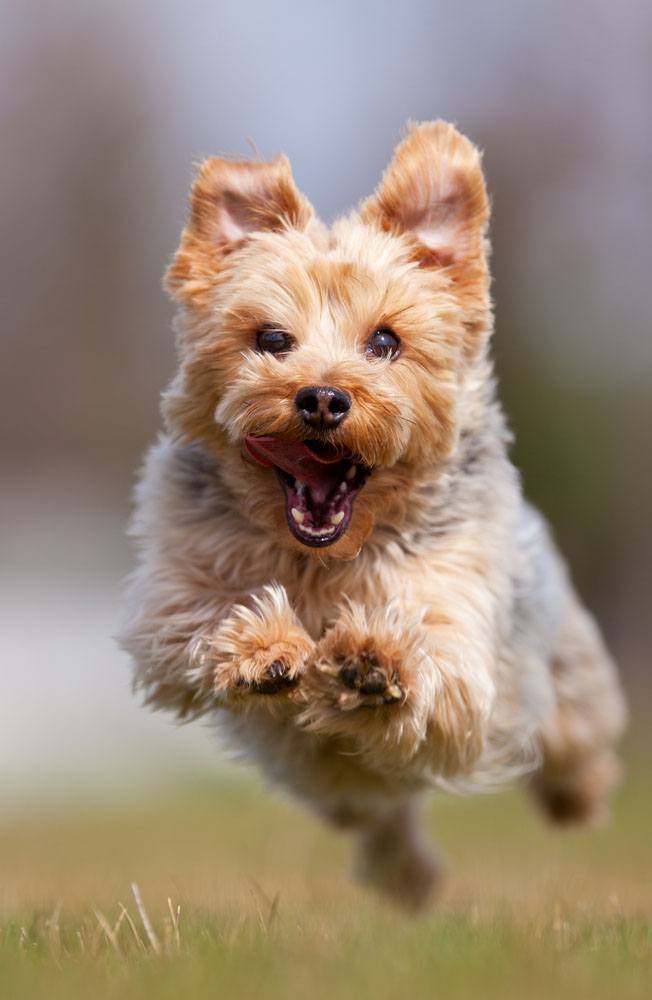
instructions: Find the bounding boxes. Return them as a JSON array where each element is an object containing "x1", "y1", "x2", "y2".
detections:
[{"x1": 1, "y1": 0, "x2": 650, "y2": 808}]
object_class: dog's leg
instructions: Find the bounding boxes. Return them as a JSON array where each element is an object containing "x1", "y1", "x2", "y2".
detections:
[
  {"x1": 530, "y1": 592, "x2": 627, "y2": 825},
  {"x1": 297, "y1": 595, "x2": 496, "y2": 777},
  {"x1": 122, "y1": 574, "x2": 315, "y2": 716},
  {"x1": 192, "y1": 584, "x2": 316, "y2": 702},
  {"x1": 121, "y1": 443, "x2": 317, "y2": 715},
  {"x1": 353, "y1": 799, "x2": 444, "y2": 912},
  {"x1": 317, "y1": 794, "x2": 444, "y2": 912}
]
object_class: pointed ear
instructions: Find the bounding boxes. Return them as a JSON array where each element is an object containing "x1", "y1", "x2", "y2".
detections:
[
  {"x1": 166, "y1": 154, "x2": 314, "y2": 301},
  {"x1": 360, "y1": 121, "x2": 489, "y2": 271}
]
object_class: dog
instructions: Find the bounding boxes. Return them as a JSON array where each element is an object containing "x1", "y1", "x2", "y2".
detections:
[{"x1": 121, "y1": 121, "x2": 627, "y2": 910}]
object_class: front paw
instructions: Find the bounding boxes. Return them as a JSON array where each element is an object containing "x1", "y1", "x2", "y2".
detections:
[
  {"x1": 190, "y1": 585, "x2": 315, "y2": 704},
  {"x1": 217, "y1": 648, "x2": 306, "y2": 697},
  {"x1": 319, "y1": 646, "x2": 405, "y2": 710},
  {"x1": 297, "y1": 602, "x2": 432, "y2": 763}
]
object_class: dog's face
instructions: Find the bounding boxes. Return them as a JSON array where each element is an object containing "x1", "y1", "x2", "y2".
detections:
[{"x1": 164, "y1": 122, "x2": 491, "y2": 559}]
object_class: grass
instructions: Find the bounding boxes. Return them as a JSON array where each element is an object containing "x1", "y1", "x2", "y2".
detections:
[{"x1": 1, "y1": 752, "x2": 650, "y2": 1000}]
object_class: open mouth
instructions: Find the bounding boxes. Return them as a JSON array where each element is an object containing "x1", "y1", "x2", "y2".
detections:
[{"x1": 244, "y1": 435, "x2": 371, "y2": 547}]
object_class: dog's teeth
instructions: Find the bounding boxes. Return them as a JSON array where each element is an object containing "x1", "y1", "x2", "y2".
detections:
[
  {"x1": 338, "y1": 482, "x2": 347, "y2": 494},
  {"x1": 331, "y1": 511, "x2": 345, "y2": 525},
  {"x1": 295, "y1": 522, "x2": 336, "y2": 537},
  {"x1": 291, "y1": 507, "x2": 304, "y2": 524},
  {"x1": 346, "y1": 465, "x2": 357, "y2": 480},
  {"x1": 295, "y1": 480, "x2": 305, "y2": 495}
]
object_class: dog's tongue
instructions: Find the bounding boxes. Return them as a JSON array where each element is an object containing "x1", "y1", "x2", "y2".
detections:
[{"x1": 245, "y1": 435, "x2": 344, "y2": 504}]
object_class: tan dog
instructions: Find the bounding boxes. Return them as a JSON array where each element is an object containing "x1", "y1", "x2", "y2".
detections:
[{"x1": 121, "y1": 122, "x2": 626, "y2": 909}]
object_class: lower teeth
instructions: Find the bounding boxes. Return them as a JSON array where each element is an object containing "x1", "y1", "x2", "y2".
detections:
[{"x1": 297, "y1": 524, "x2": 336, "y2": 537}]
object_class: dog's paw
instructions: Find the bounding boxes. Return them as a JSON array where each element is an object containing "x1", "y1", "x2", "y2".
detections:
[
  {"x1": 306, "y1": 604, "x2": 413, "y2": 714},
  {"x1": 215, "y1": 645, "x2": 306, "y2": 699},
  {"x1": 295, "y1": 603, "x2": 435, "y2": 764},
  {"x1": 317, "y1": 646, "x2": 405, "y2": 710},
  {"x1": 190, "y1": 585, "x2": 315, "y2": 705},
  {"x1": 240, "y1": 657, "x2": 297, "y2": 694}
]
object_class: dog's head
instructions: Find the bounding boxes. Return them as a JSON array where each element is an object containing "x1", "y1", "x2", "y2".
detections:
[{"x1": 164, "y1": 121, "x2": 491, "y2": 559}]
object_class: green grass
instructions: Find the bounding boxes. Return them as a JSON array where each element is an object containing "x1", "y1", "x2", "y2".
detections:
[{"x1": 1, "y1": 754, "x2": 650, "y2": 1000}]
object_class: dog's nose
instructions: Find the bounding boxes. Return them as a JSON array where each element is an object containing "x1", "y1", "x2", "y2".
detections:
[{"x1": 295, "y1": 385, "x2": 351, "y2": 430}]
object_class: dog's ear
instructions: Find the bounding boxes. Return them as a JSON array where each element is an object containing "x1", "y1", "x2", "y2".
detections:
[
  {"x1": 166, "y1": 155, "x2": 314, "y2": 301},
  {"x1": 360, "y1": 121, "x2": 489, "y2": 271}
]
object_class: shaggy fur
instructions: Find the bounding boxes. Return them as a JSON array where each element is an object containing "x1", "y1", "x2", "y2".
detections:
[{"x1": 120, "y1": 121, "x2": 626, "y2": 910}]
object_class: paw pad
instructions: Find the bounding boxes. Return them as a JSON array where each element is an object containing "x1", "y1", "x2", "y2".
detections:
[
  {"x1": 335, "y1": 651, "x2": 403, "y2": 705},
  {"x1": 238, "y1": 659, "x2": 298, "y2": 695}
]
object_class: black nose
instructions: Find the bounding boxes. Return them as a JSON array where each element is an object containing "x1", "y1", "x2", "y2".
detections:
[{"x1": 295, "y1": 385, "x2": 351, "y2": 430}]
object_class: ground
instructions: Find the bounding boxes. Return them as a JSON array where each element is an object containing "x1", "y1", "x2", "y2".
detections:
[{"x1": 1, "y1": 746, "x2": 650, "y2": 1000}]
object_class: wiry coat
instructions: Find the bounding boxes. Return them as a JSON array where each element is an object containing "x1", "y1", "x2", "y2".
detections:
[{"x1": 121, "y1": 122, "x2": 626, "y2": 909}]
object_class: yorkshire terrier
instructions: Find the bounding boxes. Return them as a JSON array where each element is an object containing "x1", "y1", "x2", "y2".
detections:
[{"x1": 121, "y1": 121, "x2": 626, "y2": 910}]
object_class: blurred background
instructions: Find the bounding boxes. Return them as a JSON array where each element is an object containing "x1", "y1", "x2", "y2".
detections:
[{"x1": 1, "y1": 0, "x2": 650, "y2": 808}]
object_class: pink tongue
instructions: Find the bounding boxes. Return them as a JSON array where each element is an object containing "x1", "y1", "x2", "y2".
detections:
[{"x1": 245, "y1": 435, "x2": 343, "y2": 504}]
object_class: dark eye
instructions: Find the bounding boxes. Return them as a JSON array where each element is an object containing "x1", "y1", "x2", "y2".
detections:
[
  {"x1": 366, "y1": 327, "x2": 400, "y2": 359},
  {"x1": 256, "y1": 327, "x2": 294, "y2": 355}
]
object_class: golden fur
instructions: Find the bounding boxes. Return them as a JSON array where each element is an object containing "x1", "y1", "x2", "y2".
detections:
[{"x1": 121, "y1": 122, "x2": 626, "y2": 910}]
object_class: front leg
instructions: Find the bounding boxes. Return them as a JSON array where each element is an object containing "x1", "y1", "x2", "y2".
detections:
[
  {"x1": 122, "y1": 569, "x2": 314, "y2": 717},
  {"x1": 298, "y1": 599, "x2": 495, "y2": 776},
  {"x1": 190, "y1": 584, "x2": 316, "y2": 705}
]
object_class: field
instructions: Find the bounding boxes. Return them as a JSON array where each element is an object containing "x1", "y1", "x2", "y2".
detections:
[{"x1": 1, "y1": 749, "x2": 650, "y2": 1000}]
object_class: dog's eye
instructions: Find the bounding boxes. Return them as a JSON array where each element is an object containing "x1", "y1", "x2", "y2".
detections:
[
  {"x1": 256, "y1": 328, "x2": 294, "y2": 355},
  {"x1": 366, "y1": 327, "x2": 400, "y2": 360}
]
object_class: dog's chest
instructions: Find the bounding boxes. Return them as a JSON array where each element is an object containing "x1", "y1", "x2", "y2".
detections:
[{"x1": 278, "y1": 554, "x2": 401, "y2": 640}]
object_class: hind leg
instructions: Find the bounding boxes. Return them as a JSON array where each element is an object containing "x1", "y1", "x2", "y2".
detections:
[
  {"x1": 227, "y1": 706, "x2": 444, "y2": 910},
  {"x1": 314, "y1": 793, "x2": 444, "y2": 911},
  {"x1": 531, "y1": 592, "x2": 627, "y2": 825},
  {"x1": 352, "y1": 799, "x2": 445, "y2": 912}
]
